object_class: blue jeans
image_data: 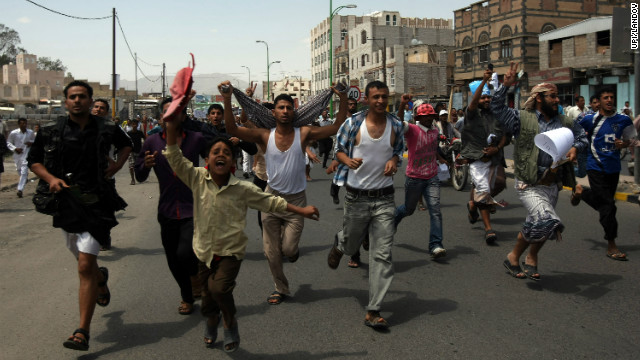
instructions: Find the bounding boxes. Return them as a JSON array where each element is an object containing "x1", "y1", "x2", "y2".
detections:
[
  {"x1": 336, "y1": 192, "x2": 395, "y2": 311},
  {"x1": 394, "y1": 176, "x2": 443, "y2": 252}
]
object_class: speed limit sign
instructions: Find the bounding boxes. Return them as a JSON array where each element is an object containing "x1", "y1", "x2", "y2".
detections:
[{"x1": 348, "y1": 86, "x2": 362, "y2": 102}]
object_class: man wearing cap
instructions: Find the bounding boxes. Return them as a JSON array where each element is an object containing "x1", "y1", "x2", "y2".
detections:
[
  {"x1": 492, "y1": 63, "x2": 587, "y2": 280},
  {"x1": 462, "y1": 69, "x2": 508, "y2": 244},
  {"x1": 436, "y1": 109, "x2": 460, "y2": 144},
  {"x1": 395, "y1": 95, "x2": 448, "y2": 259},
  {"x1": 327, "y1": 80, "x2": 404, "y2": 329},
  {"x1": 572, "y1": 87, "x2": 637, "y2": 261}
]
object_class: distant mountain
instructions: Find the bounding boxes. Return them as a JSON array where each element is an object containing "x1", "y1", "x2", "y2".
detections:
[{"x1": 118, "y1": 73, "x2": 260, "y2": 99}]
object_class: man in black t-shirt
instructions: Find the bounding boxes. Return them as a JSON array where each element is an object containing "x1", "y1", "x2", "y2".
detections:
[{"x1": 28, "y1": 80, "x2": 132, "y2": 352}]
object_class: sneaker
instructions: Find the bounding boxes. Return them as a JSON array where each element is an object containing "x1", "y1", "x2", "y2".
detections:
[
  {"x1": 431, "y1": 247, "x2": 447, "y2": 259},
  {"x1": 243, "y1": 172, "x2": 250, "y2": 179},
  {"x1": 17, "y1": 190, "x2": 23, "y2": 198}
]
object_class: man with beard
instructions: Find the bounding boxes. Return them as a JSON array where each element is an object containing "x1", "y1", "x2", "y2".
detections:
[
  {"x1": 572, "y1": 88, "x2": 637, "y2": 261},
  {"x1": 221, "y1": 81, "x2": 348, "y2": 305},
  {"x1": 462, "y1": 69, "x2": 508, "y2": 244},
  {"x1": 28, "y1": 81, "x2": 132, "y2": 351},
  {"x1": 492, "y1": 63, "x2": 587, "y2": 280},
  {"x1": 327, "y1": 81, "x2": 404, "y2": 329}
]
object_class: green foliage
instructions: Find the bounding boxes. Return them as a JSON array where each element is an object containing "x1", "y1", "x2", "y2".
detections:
[
  {"x1": 0, "y1": 24, "x2": 26, "y2": 66},
  {"x1": 37, "y1": 56, "x2": 67, "y2": 72}
]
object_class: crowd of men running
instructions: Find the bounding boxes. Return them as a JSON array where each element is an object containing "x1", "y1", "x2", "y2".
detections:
[{"x1": 3, "y1": 60, "x2": 635, "y2": 353}]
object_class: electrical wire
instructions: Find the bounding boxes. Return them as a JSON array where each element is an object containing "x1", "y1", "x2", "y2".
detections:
[
  {"x1": 115, "y1": 15, "x2": 162, "y2": 83},
  {"x1": 25, "y1": 0, "x2": 111, "y2": 20}
]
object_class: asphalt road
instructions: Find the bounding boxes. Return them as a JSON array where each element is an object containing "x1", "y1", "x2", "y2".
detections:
[{"x1": 1, "y1": 162, "x2": 639, "y2": 359}]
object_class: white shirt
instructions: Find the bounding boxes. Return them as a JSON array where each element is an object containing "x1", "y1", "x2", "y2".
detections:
[
  {"x1": 265, "y1": 127, "x2": 307, "y2": 194},
  {"x1": 7, "y1": 128, "x2": 35, "y2": 159}
]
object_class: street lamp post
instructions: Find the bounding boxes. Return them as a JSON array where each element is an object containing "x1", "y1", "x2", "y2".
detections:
[
  {"x1": 256, "y1": 40, "x2": 270, "y2": 100},
  {"x1": 268, "y1": 61, "x2": 281, "y2": 101},
  {"x1": 329, "y1": 2, "x2": 357, "y2": 115},
  {"x1": 241, "y1": 65, "x2": 251, "y2": 86}
]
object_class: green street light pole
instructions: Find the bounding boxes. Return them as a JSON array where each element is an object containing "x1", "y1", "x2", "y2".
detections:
[
  {"x1": 256, "y1": 40, "x2": 270, "y2": 101},
  {"x1": 329, "y1": 2, "x2": 357, "y2": 116}
]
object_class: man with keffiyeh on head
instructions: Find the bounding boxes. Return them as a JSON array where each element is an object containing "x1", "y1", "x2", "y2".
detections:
[
  {"x1": 491, "y1": 63, "x2": 587, "y2": 281},
  {"x1": 219, "y1": 80, "x2": 348, "y2": 305}
]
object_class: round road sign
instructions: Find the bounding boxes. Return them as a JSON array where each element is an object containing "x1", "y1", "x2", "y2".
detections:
[{"x1": 348, "y1": 86, "x2": 362, "y2": 102}]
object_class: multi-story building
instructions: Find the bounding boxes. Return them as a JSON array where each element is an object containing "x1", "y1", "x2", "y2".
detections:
[
  {"x1": 310, "y1": 14, "x2": 364, "y2": 96},
  {"x1": 533, "y1": 15, "x2": 633, "y2": 109},
  {"x1": 453, "y1": 0, "x2": 626, "y2": 107},
  {"x1": 311, "y1": 11, "x2": 453, "y2": 111},
  {"x1": 349, "y1": 12, "x2": 453, "y2": 110},
  {"x1": 2, "y1": 53, "x2": 65, "y2": 105},
  {"x1": 262, "y1": 77, "x2": 311, "y2": 106}
]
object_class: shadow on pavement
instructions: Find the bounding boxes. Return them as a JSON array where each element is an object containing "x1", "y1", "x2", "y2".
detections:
[
  {"x1": 78, "y1": 310, "x2": 201, "y2": 359},
  {"x1": 97, "y1": 246, "x2": 165, "y2": 262},
  {"x1": 526, "y1": 271, "x2": 623, "y2": 299}
]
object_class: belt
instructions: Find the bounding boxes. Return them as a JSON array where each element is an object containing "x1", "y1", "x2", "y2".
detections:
[{"x1": 346, "y1": 185, "x2": 394, "y2": 197}]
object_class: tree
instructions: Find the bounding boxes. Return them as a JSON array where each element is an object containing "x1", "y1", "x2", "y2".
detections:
[
  {"x1": 37, "y1": 56, "x2": 67, "y2": 72},
  {"x1": 0, "y1": 24, "x2": 26, "y2": 66}
]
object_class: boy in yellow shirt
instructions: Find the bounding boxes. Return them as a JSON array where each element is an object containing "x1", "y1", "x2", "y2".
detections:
[{"x1": 163, "y1": 108, "x2": 319, "y2": 353}]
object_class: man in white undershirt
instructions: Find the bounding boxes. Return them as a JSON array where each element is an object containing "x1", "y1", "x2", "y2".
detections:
[{"x1": 327, "y1": 80, "x2": 405, "y2": 330}]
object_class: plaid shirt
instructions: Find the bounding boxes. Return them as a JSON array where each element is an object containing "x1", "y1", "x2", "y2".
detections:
[{"x1": 333, "y1": 110, "x2": 404, "y2": 186}]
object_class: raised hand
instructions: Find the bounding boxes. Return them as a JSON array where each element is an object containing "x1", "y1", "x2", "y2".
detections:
[{"x1": 503, "y1": 62, "x2": 519, "y2": 88}]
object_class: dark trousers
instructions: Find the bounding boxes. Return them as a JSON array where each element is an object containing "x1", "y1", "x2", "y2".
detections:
[
  {"x1": 157, "y1": 214, "x2": 199, "y2": 303},
  {"x1": 582, "y1": 170, "x2": 619, "y2": 241},
  {"x1": 201, "y1": 256, "x2": 242, "y2": 320},
  {"x1": 318, "y1": 138, "x2": 333, "y2": 167},
  {"x1": 253, "y1": 176, "x2": 268, "y2": 231}
]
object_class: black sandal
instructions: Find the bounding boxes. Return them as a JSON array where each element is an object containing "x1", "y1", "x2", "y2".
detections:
[
  {"x1": 467, "y1": 203, "x2": 479, "y2": 224},
  {"x1": 485, "y1": 230, "x2": 497, "y2": 244},
  {"x1": 63, "y1": 328, "x2": 90, "y2": 351},
  {"x1": 97, "y1": 267, "x2": 110, "y2": 307}
]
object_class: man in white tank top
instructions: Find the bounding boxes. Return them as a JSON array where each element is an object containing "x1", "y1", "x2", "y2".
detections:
[
  {"x1": 327, "y1": 81, "x2": 405, "y2": 330},
  {"x1": 220, "y1": 81, "x2": 348, "y2": 305}
]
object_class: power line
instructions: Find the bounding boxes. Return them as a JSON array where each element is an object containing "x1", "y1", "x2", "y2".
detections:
[
  {"x1": 115, "y1": 15, "x2": 162, "y2": 83},
  {"x1": 25, "y1": 0, "x2": 111, "y2": 20}
]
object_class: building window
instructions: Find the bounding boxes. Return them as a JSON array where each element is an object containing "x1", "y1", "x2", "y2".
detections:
[
  {"x1": 462, "y1": 49, "x2": 472, "y2": 66},
  {"x1": 4, "y1": 86, "x2": 11, "y2": 97},
  {"x1": 23, "y1": 86, "x2": 31, "y2": 97},
  {"x1": 40, "y1": 87, "x2": 47, "y2": 97},
  {"x1": 390, "y1": 47, "x2": 394, "y2": 59},
  {"x1": 360, "y1": 76, "x2": 364, "y2": 88},
  {"x1": 361, "y1": 31, "x2": 367, "y2": 44},
  {"x1": 375, "y1": 51, "x2": 379, "y2": 63},
  {"x1": 341, "y1": 29, "x2": 347, "y2": 41},
  {"x1": 350, "y1": 37, "x2": 353, "y2": 49},
  {"x1": 361, "y1": 54, "x2": 366, "y2": 66},
  {"x1": 393, "y1": 15, "x2": 397, "y2": 26},
  {"x1": 597, "y1": 30, "x2": 611, "y2": 46},
  {"x1": 386, "y1": 15, "x2": 390, "y2": 26},
  {"x1": 541, "y1": 24, "x2": 556, "y2": 34},
  {"x1": 390, "y1": 72, "x2": 395, "y2": 86},
  {"x1": 314, "y1": 39, "x2": 317, "y2": 49},
  {"x1": 479, "y1": 45, "x2": 489, "y2": 63},
  {"x1": 462, "y1": 36, "x2": 472, "y2": 48},
  {"x1": 500, "y1": 40, "x2": 512, "y2": 59}
]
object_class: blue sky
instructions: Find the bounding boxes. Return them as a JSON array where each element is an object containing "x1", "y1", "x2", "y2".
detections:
[{"x1": 5, "y1": 0, "x2": 472, "y2": 89}]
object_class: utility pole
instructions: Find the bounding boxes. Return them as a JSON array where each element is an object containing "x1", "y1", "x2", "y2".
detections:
[
  {"x1": 111, "y1": 8, "x2": 116, "y2": 118},
  {"x1": 134, "y1": 52, "x2": 138, "y2": 100},
  {"x1": 134, "y1": 52, "x2": 138, "y2": 101},
  {"x1": 162, "y1": 63, "x2": 166, "y2": 98},
  {"x1": 635, "y1": 50, "x2": 639, "y2": 184}
]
